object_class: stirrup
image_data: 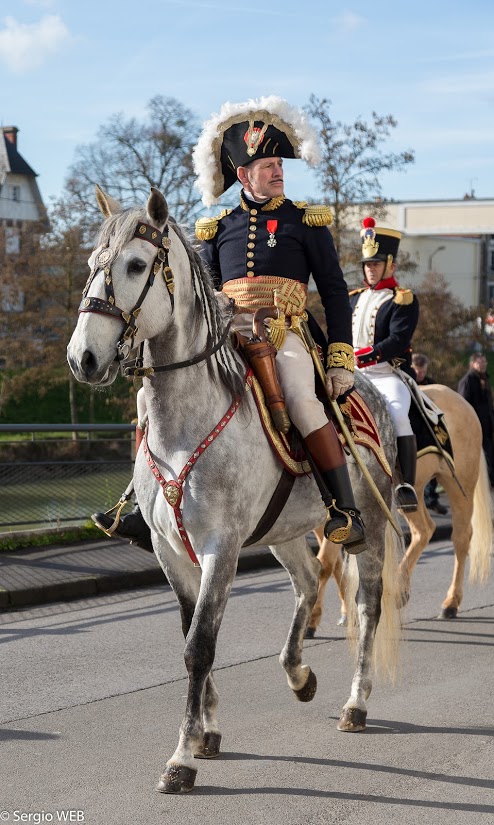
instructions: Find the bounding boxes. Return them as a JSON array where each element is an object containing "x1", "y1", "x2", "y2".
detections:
[
  {"x1": 395, "y1": 482, "x2": 418, "y2": 512},
  {"x1": 323, "y1": 501, "x2": 365, "y2": 552},
  {"x1": 92, "y1": 492, "x2": 132, "y2": 537}
]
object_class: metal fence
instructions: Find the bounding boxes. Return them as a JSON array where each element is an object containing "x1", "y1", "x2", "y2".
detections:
[{"x1": 0, "y1": 424, "x2": 135, "y2": 532}]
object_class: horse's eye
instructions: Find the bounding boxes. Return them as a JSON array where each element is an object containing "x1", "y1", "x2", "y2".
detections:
[{"x1": 127, "y1": 257, "x2": 148, "y2": 276}]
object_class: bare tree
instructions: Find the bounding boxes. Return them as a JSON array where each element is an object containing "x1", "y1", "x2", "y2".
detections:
[
  {"x1": 414, "y1": 273, "x2": 479, "y2": 387},
  {"x1": 305, "y1": 95, "x2": 414, "y2": 265},
  {"x1": 65, "y1": 96, "x2": 202, "y2": 226}
]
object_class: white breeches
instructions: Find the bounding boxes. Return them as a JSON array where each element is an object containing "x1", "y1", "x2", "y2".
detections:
[
  {"x1": 359, "y1": 364, "x2": 413, "y2": 436},
  {"x1": 235, "y1": 313, "x2": 328, "y2": 438}
]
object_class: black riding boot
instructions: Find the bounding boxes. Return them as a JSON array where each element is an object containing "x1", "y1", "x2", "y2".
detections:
[
  {"x1": 304, "y1": 423, "x2": 365, "y2": 553},
  {"x1": 92, "y1": 504, "x2": 153, "y2": 552},
  {"x1": 396, "y1": 435, "x2": 418, "y2": 512},
  {"x1": 320, "y1": 465, "x2": 366, "y2": 552}
]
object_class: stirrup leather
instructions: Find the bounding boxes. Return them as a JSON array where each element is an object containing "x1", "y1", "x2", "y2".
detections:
[{"x1": 324, "y1": 499, "x2": 352, "y2": 543}]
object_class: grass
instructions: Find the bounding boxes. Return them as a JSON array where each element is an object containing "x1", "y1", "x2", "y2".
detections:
[
  {"x1": 0, "y1": 522, "x2": 103, "y2": 552},
  {"x1": 1, "y1": 466, "x2": 132, "y2": 540}
]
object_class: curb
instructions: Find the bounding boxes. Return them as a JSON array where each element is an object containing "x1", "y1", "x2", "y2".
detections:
[{"x1": 0, "y1": 523, "x2": 452, "y2": 612}]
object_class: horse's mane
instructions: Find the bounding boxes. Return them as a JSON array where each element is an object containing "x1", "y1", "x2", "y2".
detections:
[{"x1": 96, "y1": 208, "x2": 245, "y2": 406}]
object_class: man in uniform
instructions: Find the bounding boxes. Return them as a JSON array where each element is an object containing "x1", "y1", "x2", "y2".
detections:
[
  {"x1": 93, "y1": 97, "x2": 365, "y2": 551},
  {"x1": 192, "y1": 95, "x2": 364, "y2": 549},
  {"x1": 351, "y1": 217, "x2": 420, "y2": 511}
]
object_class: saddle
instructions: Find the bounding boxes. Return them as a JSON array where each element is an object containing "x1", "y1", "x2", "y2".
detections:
[
  {"x1": 407, "y1": 379, "x2": 454, "y2": 464},
  {"x1": 234, "y1": 310, "x2": 391, "y2": 480}
]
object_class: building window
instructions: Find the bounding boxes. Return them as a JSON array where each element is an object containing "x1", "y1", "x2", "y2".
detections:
[
  {"x1": 11, "y1": 185, "x2": 20, "y2": 202},
  {"x1": 490, "y1": 250, "x2": 494, "y2": 271}
]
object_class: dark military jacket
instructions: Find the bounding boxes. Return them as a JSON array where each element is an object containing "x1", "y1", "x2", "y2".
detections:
[
  {"x1": 458, "y1": 369, "x2": 494, "y2": 437},
  {"x1": 350, "y1": 278, "x2": 419, "y2": 372},
  {"x1": 196, "y1": 192, "x2": 353, "y2": 351}
]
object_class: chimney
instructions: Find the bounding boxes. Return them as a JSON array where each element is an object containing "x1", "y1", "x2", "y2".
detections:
[{"x1": 3, "y1": 127, "x2": 19, "y2": 149}]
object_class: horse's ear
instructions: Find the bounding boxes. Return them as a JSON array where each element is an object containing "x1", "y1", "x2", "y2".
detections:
[
  {"x1": 95, "y1": 184, "x2": 122, "y2": 217},
  {"x1": 147, "y1": 187, "x2": 168, "y2": 227}
]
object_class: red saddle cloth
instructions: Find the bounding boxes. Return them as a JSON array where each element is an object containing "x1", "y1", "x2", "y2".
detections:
[{"x1": 248, "y1": 373, "x2": 392, "y2": 479}]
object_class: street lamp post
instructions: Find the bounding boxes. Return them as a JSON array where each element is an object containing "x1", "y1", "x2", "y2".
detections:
[{"x1": 428, "y1": 245, "x2": 446, "y2": 272}]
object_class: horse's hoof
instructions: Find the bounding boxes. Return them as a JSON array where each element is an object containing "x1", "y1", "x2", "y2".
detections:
[
  {"x1": 156, "y1": 763, "x2": 197, "y2": 794},
  {"x1": 293, "y1": 668, "x2": 317, "y2": 702},
  {"x1": 337, "y1": 614, "x2": 347, "y2": 627},
  {"x1": 439, "y1": 605, "x2": 458, "y2": 619},
  {"x1": 195, "y1": 731, "x2": 222, "y2": 759},
  {"x1": 337, "y1": 707, "x2": 367, "y2": 732},
  {"x1": 305, "y1": 626, "x2": 316, "y2": 639}
]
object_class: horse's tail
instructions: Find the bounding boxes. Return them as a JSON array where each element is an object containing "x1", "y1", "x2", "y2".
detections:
[
  {"x1": 469, "y1": 451, "x2": 493, "y2": 584},
  {"x1": 344, "y1": 520, "x2": 404, "y2": 685}
]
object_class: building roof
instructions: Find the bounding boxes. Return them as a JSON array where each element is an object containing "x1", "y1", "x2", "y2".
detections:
[{"x1": 0, "y1": 127, "x2": 37, "y2": 177}]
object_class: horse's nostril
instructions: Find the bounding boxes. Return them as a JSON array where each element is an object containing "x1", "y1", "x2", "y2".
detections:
[{"x1": 81, "y1": 349, "x2": 97, "y2": 377}]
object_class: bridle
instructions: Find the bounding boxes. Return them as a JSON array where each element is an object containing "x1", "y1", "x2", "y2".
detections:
[{"x1": 79, "y1": 218, "x2": 232, "y2": 377}]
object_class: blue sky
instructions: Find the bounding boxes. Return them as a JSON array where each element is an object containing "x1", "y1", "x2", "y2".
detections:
[{"x1": 1, "y1": 0, "x2": 493, "y2": 211}]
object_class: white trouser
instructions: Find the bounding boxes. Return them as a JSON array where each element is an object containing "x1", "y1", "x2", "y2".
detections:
[
  {"x1": 359, "y1": 363, "x2": 413, "y2": 436},
  {"x1": 235, "y1": 313, "x2": 328, "y2": 438}
]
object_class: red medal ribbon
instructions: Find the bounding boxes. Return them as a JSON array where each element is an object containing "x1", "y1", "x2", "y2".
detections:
[{"x1": 266, "y1": 219, "x2": 278, "y2": 235}]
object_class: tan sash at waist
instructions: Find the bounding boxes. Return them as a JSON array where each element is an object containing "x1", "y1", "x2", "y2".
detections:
[{"x1": 222, "y1": 276, "x2": 307, "y2": 317}]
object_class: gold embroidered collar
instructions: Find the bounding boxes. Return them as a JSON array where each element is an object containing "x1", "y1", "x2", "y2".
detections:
[{"x1": 240, "y1": 192, "x2": 286, "y2": 212}]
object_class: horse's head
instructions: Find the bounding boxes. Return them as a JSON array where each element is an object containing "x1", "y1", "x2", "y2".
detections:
[{"x1": 67, "y1": 186, "x2": 179, "y2": 385}]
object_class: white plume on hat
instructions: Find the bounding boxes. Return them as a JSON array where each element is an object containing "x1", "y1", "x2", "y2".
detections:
[{"x1": 193, "y1": 95, "x2": 322, "y2": 207}]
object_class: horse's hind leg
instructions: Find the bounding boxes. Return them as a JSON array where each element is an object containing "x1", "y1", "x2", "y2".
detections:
[
  {"x1": 271, "y1": 537, "x2": 321, "y2": 701},
  {"x1": 338, "y1": 553, "x2": 383, "y2": 733},
  {"x1": 438, "y1": 476, "x2": 474, "y2": 619}
]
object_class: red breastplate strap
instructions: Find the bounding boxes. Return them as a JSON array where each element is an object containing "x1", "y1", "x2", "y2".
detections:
[{"x1": 142, "y1": 374, "x2": 249, "y2": 565}]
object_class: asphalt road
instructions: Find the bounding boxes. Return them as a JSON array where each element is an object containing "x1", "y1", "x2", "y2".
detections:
[{"x1": 1, "y1": 538, "x2": 493, "y2": 825}]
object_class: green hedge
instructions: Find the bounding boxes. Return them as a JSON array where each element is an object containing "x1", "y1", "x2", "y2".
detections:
[{"x1": 0, "y1": 374, "x2": 134, "y2": 424}]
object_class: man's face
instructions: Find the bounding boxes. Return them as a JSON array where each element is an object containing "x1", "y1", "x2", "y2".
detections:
[
  {"x1": 237, "y1": 157, "x2": 284, "y2": 201},
  {"x1": 472, "y1": 355, "x2": 487, "y2": 373},
  {"x1": 414, "y1": 365, "x2": 427, "y2": 383},
  {"x1": 363, "y1": 260, "x2": 387, "y2": 286}
]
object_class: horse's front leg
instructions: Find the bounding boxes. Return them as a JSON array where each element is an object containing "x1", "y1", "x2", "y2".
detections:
[
  {"x1": 157, "y1": 543, "x2": 238, "y2": 794},
  {"x1": 338, "y1": 556, "x2": 383, "y2": 733},
  {"x1": 271, "y1": 537, "x2": 321, "y2": 701}
]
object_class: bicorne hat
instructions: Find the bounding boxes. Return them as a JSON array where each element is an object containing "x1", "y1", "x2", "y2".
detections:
[
  {"x1": 360, "y1": 216, "x2": 401, "y2": 265},
  {"x1": 192, "y1": 96, "x2": 321, "y2": 207}
]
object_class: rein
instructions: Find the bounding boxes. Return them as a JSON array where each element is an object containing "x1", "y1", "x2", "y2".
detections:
[{"x1": 122, "y1": 318, "x2": 233, "y2": 378}]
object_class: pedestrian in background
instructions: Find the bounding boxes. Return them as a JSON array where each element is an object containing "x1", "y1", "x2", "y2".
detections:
[
  {"x1": 458, "y1": 353, "x2": 494, "y2": 486},
  {"x1": 411, "y1": 353, "x2": 448, "y2": 514}
]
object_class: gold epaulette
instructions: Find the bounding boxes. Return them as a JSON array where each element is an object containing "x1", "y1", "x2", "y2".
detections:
[
  {"x1": 302, "y1": 204, "x2": 333, "y2": 227},
  {"x1": 394, "y1": 288, "x2": 414, "y2": 306},
  {"x1": 195, "y1": 209, "x2": 232, "y2": 241},
  {"x1": 349, "y1": 287, "x2": 367, "y2": 297}
]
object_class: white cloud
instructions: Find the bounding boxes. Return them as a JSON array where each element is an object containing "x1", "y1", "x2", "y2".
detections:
[
  {"x1": 332, "y1": 12, "x2": 365, "y2": 31},
  {"x1": 0, "y1": 14, "x2": 70, "y2": 74}
]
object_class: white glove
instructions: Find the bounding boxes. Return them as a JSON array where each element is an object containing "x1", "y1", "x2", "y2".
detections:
[{"x1": 325, "y1": 367, "x2": 354, "y2": 400}]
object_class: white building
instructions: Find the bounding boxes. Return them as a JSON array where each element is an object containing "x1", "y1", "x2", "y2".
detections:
[
  {"x1": 346, "y1": 199, "x2": 494, "y2": 308},
  {"x1": 0, "y1": 126, "x2": 48, "y2": 253}
]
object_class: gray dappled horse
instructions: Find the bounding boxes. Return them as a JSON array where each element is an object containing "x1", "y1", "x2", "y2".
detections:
[{"x1": 67, "y1": 187, "x2": 404, "y2": 794}]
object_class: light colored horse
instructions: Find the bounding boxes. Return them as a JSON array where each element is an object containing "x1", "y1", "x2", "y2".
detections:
[
  {"x1": 309, "y1": 384, "x2": 493, "y2": 633},
  {"x1": 67, "y1": 187, "x2": 404, "y2": 794}
]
